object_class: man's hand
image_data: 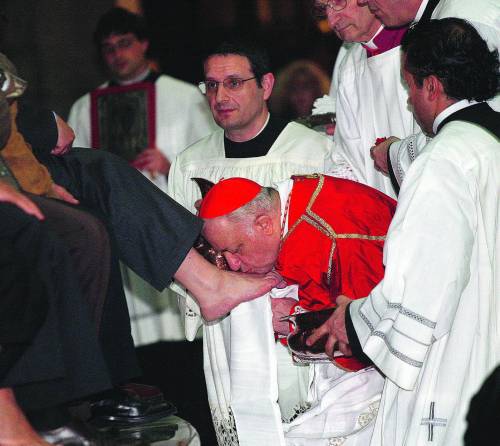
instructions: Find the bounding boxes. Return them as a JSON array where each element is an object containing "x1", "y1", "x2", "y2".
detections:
[
  {"x1": 306, "y1": 295, "x2": 353, "y2": 359},
  {"x1": 0, "y1": 181, "x2": 44, "y2": 220},
  {"x1": 271, "y1": 297, "x2": 296, "y2": 336},
  {"x1": 51, "y1": 114, "x2": 75, "y2": 156},
  {"x1": 369, "y1": 136, "x2": 400, "y2": 176},
  {"x1": 50, "y1": 183, "x2": 79, "y2": 205},
  {"x1": 131, "y1": 148, "x2": 171, "y2": 177}
]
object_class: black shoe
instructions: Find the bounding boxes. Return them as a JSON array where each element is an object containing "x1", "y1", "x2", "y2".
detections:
[
  {"x1": 90, "y1": 385, "x2": 177, "y2": 426},
  {"x1": 39, "y1": 419, "x2": 105, "y2": 445}
]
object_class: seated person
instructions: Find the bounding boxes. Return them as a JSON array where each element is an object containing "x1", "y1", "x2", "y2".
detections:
[
  {"x1": 195, "y1": 175, "x2": 396, "y2": 444},
  {"x1": 0, "y1": 91, "x2": 51, "y2": 446}
]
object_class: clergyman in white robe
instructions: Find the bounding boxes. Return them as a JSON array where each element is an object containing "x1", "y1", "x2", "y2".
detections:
[
  {"x1": 386, "y1": 0, "x2": 500, "y2": 187},
  {"x1": 349, "y1": 105, "x2": 500, "y2": 445}
]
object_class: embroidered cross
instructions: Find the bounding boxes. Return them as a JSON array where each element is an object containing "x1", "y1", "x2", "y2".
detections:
[{"x1": 421, "y1": 402, "x2": 447, "y2": 442}]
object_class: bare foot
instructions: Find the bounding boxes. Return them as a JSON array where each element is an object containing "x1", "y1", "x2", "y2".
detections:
[
  {"x1": 0, "y1": 388, "x2": 52, "y2": 446},
  {"x1": 200, "y1": 269, "x2": 286, "y2": 321},
  {"x1": 174, "y1": 248, "x2": 285, "y2": 320}
]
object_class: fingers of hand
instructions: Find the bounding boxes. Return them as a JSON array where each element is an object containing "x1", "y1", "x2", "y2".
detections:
[
  {"x1": 338, "y1": 341, "x2": 352, "y2": 356},
  {"x1": 306, "y1": 324, "x2": 327, "y2": 346},
  {"x1": 325, "y1": 335, "x2": 338, "y2": 359}
]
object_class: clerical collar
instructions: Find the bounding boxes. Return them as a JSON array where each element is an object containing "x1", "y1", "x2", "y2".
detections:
[
  {"x1": 414, "y1": 0, "x2": 429, "y2": 23},
  {"x1": 114, "y1": 67, "x2": 151, "y2": 86},
  {"x1": 224, "y1": 113, "x2": 288, "y2": 158},
  {"x1": 226, "y1": 112, "x2": 270, "y2": 142},
  {"x1": 363, "y1": 25, "x2": 385, "y2": 50},
  {"x1": 362, "y1": 25, "x2": 408, "y2": 57},
  {"x1": 432, "y1": 99, "x2": 477, "y2": 134}
]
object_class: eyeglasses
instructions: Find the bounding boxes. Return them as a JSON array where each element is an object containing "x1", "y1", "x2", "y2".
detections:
[
  {"x1": 198, "y1": 77, "x2": 256, "y2": 95},
  {"x1": 0, "y1": 69, "x2": 27, "y2": 99},
  {"x1": 101, "y1": 36, "x2": 136, "y2": 55},
  {"x1": 312, "y1": 0, "x2": 347, "y2": 18}
]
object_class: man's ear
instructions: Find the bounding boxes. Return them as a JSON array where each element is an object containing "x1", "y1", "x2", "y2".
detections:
[
  {"x1": 254, "y1": 214, "x2": 274, "y2": 235},
  {"x1": 261, "y1": 72, "x2": 275, "y2": 101},
  {"x1": 424, "y1": 75, "x2": 443, "y2": 101}
]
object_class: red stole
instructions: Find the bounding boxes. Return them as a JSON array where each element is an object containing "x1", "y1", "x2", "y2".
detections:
[{"x1": 276, "y1": 174, "x2": 397, "y2": 370}]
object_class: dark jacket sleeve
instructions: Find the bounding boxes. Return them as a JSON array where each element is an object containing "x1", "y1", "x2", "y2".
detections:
[{"x1": 16, "y1": 100, "x2": 57, "y2": 157}]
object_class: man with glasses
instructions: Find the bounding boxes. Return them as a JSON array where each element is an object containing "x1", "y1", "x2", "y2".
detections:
[
  {"x1": 356, "y1": 0, "x2": 500, "y2": 192},
  {"x1": 68, "y1": 7, "x2": 217, "y2": 347},
  {"x1": 314, "y1": 0, "x2": 415, "y2": 198},
  {"x1": 167, "y1": 41, "x2": 353, "y2": 443}
]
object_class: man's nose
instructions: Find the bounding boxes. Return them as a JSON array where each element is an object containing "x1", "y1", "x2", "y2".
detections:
[
  {"x1": 215, "y1": 83, "x2": 229, "y2": 102},
  {"x1": 224, "y1": 252, "x2": 241, "y2": 271}
]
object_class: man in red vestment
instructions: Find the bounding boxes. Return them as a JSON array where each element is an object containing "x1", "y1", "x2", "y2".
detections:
[{"x1": 200, "y1": 174, "x2": 396, "y2": 369}]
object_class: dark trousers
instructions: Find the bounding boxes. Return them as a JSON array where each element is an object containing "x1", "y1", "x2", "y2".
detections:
[
  {"x1": 29, "y1": 195, "x2": 140, "y2": 384},
  {"x1": 0, "y1": 195, "x2": 140, "y2": 410},
  {"x1": 0, "y1": 203, "x2": 49, "y2": 381},
  {"x1": 43, "y1": 148, "x2": 202, "y2": 290},
  {"x1": 29, "y1": 194, "x2": 110, "y2": 329}
]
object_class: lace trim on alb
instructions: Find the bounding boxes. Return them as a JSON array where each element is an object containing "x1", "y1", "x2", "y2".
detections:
[
  {"x1": 282, "y1": 402, "x2": 312, "y2": 424},
  {"x1": 212, "y1": 407, "x2": 240, "y2": 446}
]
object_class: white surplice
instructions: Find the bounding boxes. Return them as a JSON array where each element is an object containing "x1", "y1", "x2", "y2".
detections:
[
  {"x1": 333, "y1": 41, "x2": 422, "y2": 199},
  {"x1": 388, "y1": 0, "x2": 500, "y2": 187},
  {"x1": 350, "y1": 120, "x2": 500, "y2": 445},
  {"x1": 68, "y1": 74, "x2": 216, "y2": 344}
]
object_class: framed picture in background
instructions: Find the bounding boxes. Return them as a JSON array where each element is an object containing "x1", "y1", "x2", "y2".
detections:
[{"x1": 91, "y1": 82, "x2": 156, "y2": 161}]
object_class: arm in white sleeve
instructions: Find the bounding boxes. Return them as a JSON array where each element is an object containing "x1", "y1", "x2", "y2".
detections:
[{"x1": 388, "y1": 131, "x2": 430, "y2": 189}]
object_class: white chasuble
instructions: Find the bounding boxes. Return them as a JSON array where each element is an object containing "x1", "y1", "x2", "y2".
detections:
[{"x1": 350, "y1": 121, "x2": 500, "y2": 445}]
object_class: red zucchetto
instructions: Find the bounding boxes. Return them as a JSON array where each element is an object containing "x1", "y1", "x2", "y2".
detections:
[{"x1": 198, "y1": 177, "x2": 262, "y2": 219}]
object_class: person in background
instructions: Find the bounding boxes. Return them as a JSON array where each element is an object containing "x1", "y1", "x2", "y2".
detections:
[
  {"x1": 269, "y1": 59, "x2": 330, "y2": 121},
  {"x1": 68, "y1": 6, "x2": 217, "y2": 346}
]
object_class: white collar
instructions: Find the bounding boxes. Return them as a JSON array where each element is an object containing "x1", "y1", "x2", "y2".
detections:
[
  {"x1": 363, "y1": 25, "x2": 385, "y2": 50},
  {"x1": 116, "y1": 67, "x2": 151, "y2": 86},
  {"x1": 414, "y1": 0, "x2": 429, "y2": 23},
  {"x1": 432, "y1": 99, "x2": 478, "y2": 134}
]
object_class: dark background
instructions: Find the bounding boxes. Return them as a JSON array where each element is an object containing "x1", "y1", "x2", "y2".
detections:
[{"x1": 0, "y1": 0, "x2": 341, "y2": 118}]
